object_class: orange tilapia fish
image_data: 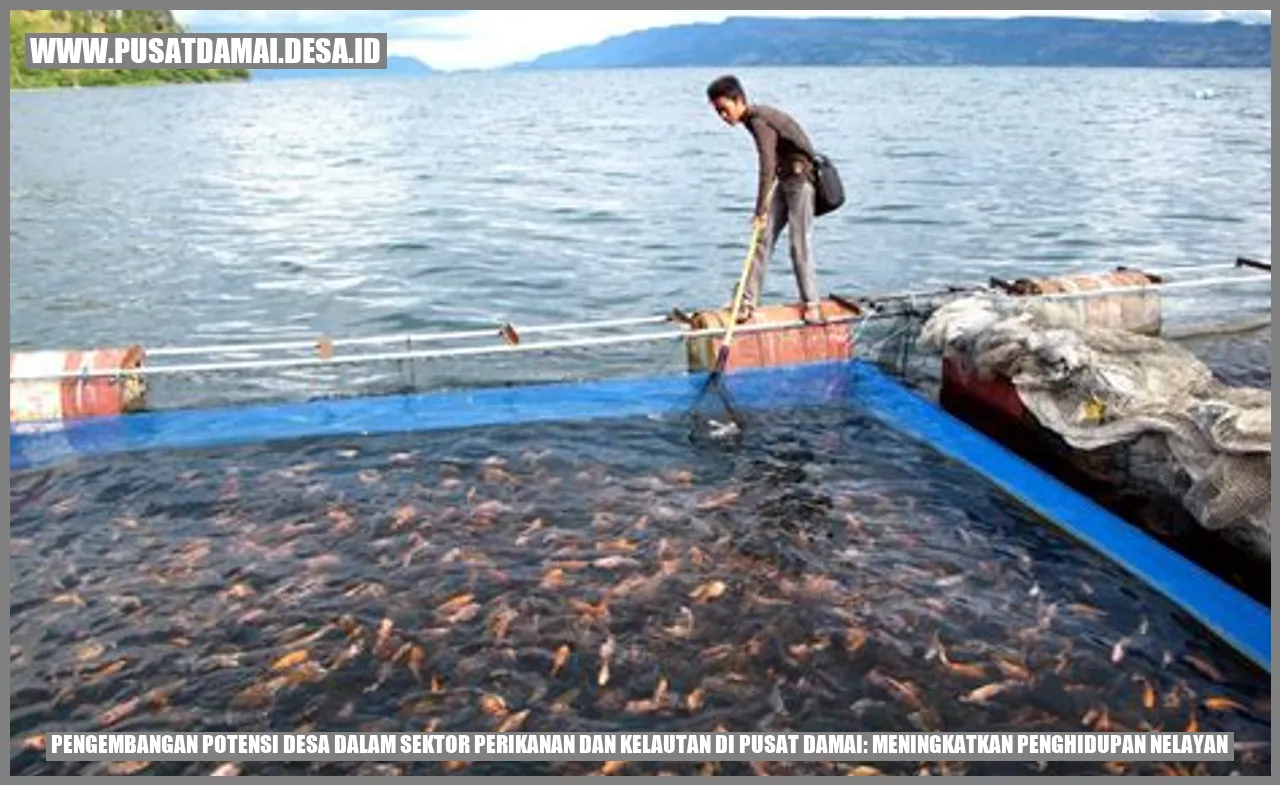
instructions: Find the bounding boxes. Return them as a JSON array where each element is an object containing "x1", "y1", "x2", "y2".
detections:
[
  {"x1": 700, "y1": 643, "x2": 734, "y2": 661},
  {"x1": 374, "y1": 618, "x2": 394, "y2": 649},
  {"x1": 624, "y1": 697, "x2": 658, "y2": 714},
  {"x1": 1141, "y1": 679, "x2": 1156, "y2": 710},
  {"x1": 662, "y1": 469, "x2": 694, "y2": 486},
  {"x1": 696, "y1": 490, "x2": 739, "y2": 511},
  {"x1": 391, "y1": 505, "x2": 416, "y2": 529},
  {"x1": 222, "y1": 582, "x2": 257, "y2": 601},
  {"x1": 569, "y1": 598, "x2": 609, "y2": 622},
  {"x1": 327, "y1": 506, "x2": 356, "y2": 533},
  {"x1": 281, "y1": 661, "x2": 326, "y2": 686},
  {"x1": 685, "y1": 687, "x2": 706, "y2": 713},
  {"x1": 85, "y1": 658, "x2": 129, "y2": 685},
  {"x1": 597, "y1": 538, "x2": 638, "y2": 553},
  {"x1": 598, "y1": 636, "x2": 615, "y2": 687},
  {"x1": 406, "y1": 646, "x2": 426, "y2": 684},
  {"x1": 96, "y1": 696, "x2": 141, "y2": 728},
  {"x1": 993, "y1": 656, "x2": 1030, "y2": 681},
  {"x1": 551, "y1": 645, "x2": 571, "y2": 676},
  {"x1": 865, "y1": 670, "x2": 922, "y2": 709},
  {"x1": 550, "y1": 689, "x2": 579, "y2": 715},
  {"x1": 1203, "y1": 696, "x2": 1247, "y2": 713},
  {"x1": 144, "y1": 679, "x2": 187, "y2": 708},
  {"x1": 74, "y1": 642, "x2": 106, "y2": 664},
  {"x1": 436, "y1": 593, "x2": 476, "y2": 616},
  {"x1": 471, "y1": 499, "x2": 507, "y2": 524},
  {"x1": 662, "y1": 607, "x2": 694, "y2": 639},
  {"x1": 478, "y1": 694, "x2": 507, "y2": 717},
  {"x1": 481, "y1": 466, "x2": 516, "y2": 485},
  {"x1": 390, "y1": 642, "x2": 414, "y2": 665},
  {"x1": 688, "y1": 577, "x2": 728, "y2": 602},
  {"x1": 653, "y1": 678, "x2": 669, "y2": 704},
  {"x1": 929, "y1": 633, "x2": 986, "y2": 679},
  {"x1": 959, "y1": 680, "x2": 1019, "y2": 705},
  {"x1": 344, "y1": 582, "x2": 387, "y2": 599},
  {"x1": 104, "y1": 761, "x2": 150, "y2": 775},
  {"x1": 487, "y1": 607, "x2": 518, "y2": 640},
  {"x1": 946, "y1": 660, "x2": 987, "y2": 680},
  {"x1": 606, "y1": 573, "x2": 661, "y2": 600},
  {"x1": 540, "y1": 568, "x2": 567, "y2": 590},
  {"x1": 497, "y1": 709, "x2": 530, "y2": 732},
  {"x1": 270, "y1": 650, "x2": 309, "y2": 671},
  {"x1": 593, "y1": 556, "x2": 641, "y2": 570},
  {"x1": 51, "y1": 592, "x2": 86, "y2": 608},
  {"x1": 1182, "y1": 653, "x2": 1223, "y2": 682},
  {"x1": 1110, "y1": 639, "x2": 1127, "y2": 664}
]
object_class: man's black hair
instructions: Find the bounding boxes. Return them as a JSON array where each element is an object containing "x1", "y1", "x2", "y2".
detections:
[{"x1": 706, "y1": 74, "x2": 746, "y2": 103}]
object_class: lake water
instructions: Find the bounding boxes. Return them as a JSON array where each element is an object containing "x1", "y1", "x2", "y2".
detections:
[
  {"x1": 9, "y1": 68, "x2": 1271, "y2": 406},
  {"x1": 8, "y1": 68, "x2": 1272, "y2": 775}
]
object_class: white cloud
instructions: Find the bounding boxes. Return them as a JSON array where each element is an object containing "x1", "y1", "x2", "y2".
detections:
[
  {"x1": 177, "y1": 9, "x2": 1272, "y2": 71},
  {"x1": 388, "y1": 11, "x2": 726, "y2": 70}
]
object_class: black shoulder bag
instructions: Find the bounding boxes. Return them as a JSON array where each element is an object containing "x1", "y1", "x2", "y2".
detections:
[
  {"x1": 757, "y1": 112, "x2": 847, "y2": 218},
  {"x1": 811, "y1": 152, "x2": 846, "y2": 217}
]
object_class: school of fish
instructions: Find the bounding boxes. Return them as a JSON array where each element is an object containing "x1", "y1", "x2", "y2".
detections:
[{"x1": 9, "y1": 408, "x2": 1271, "y2": 775}]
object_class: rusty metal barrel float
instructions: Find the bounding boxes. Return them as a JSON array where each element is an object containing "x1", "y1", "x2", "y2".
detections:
[{"x1": 10, "y1": 346, "x2": 148, "y2": 424}]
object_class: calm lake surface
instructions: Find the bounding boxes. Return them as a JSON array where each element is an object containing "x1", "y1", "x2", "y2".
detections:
[{"x1": 9, "y1": 68, "x2": 1272, "y2": 775}]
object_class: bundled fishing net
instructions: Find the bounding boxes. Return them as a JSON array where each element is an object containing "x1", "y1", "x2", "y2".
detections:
[
  {"x1": 919, "y1": 293, "x2": 1271, "y2": 562},
  {"x1": 843, "y1": 297, "x2": 945, "y2": 388}
]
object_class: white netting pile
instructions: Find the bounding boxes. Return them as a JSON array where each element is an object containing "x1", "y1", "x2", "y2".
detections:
[{"x1": 919, "y1": 293, "x2": 1271, "y2": 562}]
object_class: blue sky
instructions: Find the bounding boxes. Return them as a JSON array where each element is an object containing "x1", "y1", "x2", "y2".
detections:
[{"x1": 175, "y1": 10, "x2": 1272, "y2": 71}]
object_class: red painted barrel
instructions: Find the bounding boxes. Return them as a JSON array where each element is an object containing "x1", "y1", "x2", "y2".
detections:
[
  {"x1": 10, "y1": 346, "x2": 148, "y2": 423},
  {"x1": 943, "y1": 268, "x2": 1164, "y2": 423},
  {"x1": 939, "y1": 354, "x2": 1027, "y2": 425},
  {"x1": 685, "y1": 299, "x2": 859, "y2": 373}
]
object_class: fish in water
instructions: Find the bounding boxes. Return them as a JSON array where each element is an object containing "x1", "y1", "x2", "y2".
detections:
[
  {"x1": 11, "y1": 405, "x2": 1274, "y2": 779},
  {"x1": 707, "y1": 419, "x2": 740, "y2": 439}
]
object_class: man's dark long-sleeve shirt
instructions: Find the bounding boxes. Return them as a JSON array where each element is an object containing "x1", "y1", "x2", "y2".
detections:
[{"x1": 743, "y1": 104, "x2": 817, "y2": 217}]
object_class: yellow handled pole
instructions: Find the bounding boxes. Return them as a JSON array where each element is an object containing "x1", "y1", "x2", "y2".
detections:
[
  {"x1": 715, "y1": 179, "x2": 777, "y2": 374},
  {"x1": 688, "y1": 179, "x2": 779, "y2": 435}
]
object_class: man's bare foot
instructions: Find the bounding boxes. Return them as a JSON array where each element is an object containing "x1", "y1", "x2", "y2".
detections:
[{"x1": 802, "y1": 302, "x2": 825, "y2": 325}]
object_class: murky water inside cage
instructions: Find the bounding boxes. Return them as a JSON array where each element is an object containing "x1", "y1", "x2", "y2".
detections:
[{"x1": 10, "y1": 404, "x2": 1271, "y2": 776}]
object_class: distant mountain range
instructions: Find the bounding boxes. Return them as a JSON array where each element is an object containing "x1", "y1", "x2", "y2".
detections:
[
  {"x1": 251, "y1": 55, "x2": 433, "y2": 81},
  {"x1": 513, "y1": 17, "x2": 1272, "y2": 70}
]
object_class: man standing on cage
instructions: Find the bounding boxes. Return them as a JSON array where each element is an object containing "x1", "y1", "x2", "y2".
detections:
[{"x1": 707, "y1": 74, "x2": 825, "y2": 326}]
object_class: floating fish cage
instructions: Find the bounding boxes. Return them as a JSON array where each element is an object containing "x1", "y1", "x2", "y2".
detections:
[
  {"x1": 11, "y1": 361, "x2": 1272, "y2": 775},
  {"x1": 10, "y1": 261, "x2": 1269, "y2": 655},
  {"x1": 11, "y1": 280, "x2": 1273, "y2": 774}
]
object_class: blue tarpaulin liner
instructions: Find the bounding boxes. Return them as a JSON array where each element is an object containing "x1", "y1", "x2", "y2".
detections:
[{"x1": 10, "y1": 359, "x2": 1270, "y2": 674}]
